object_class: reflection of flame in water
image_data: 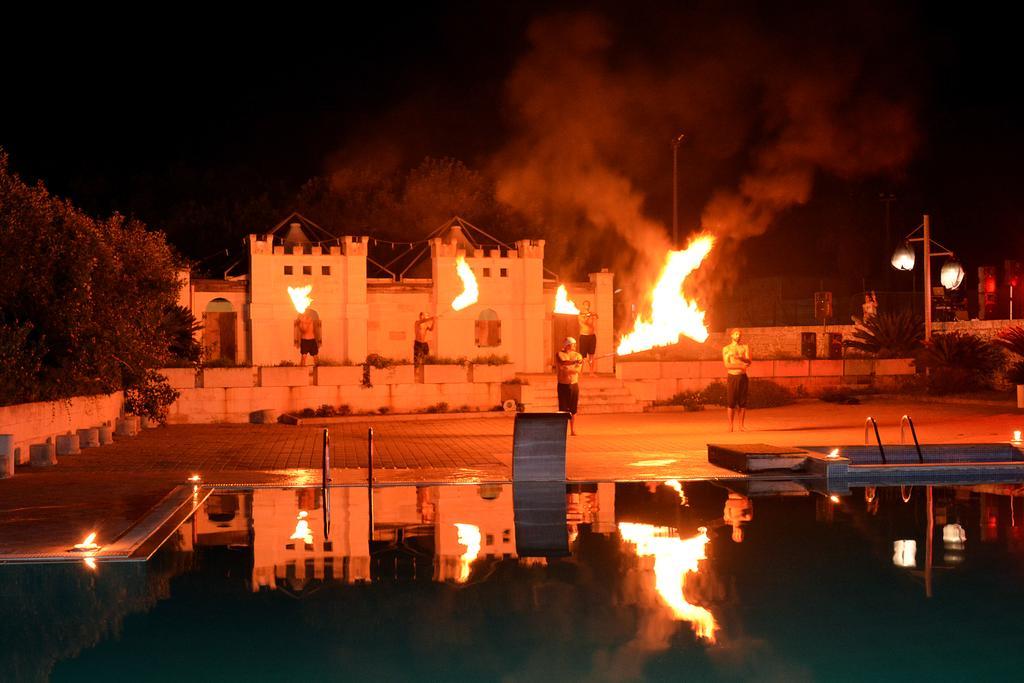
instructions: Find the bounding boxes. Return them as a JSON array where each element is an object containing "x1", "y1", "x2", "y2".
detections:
[
  {"x1": 74, "y1": 532, "x2": 99, "y2": 551},
  {"x1": 454, "y1": 523, "x2": 481, "y2": 582},
  {"x1": 83, "y1": 557, "x2": 97, "y2": 571},
  {"x1": 288, "y1": 285, "x2": 313, "y2": 314},
  {"x1": 617, "y1": 235, "x2": 715, "y2": 355},
  {"x1": 290, "y1": 511, "x2": 313, "y2": 545},
  {"x1": 618, "y1": 523, "x2": 717, "y2": 641},
  {"x1": 451, "y1": 256, "x2": 479, "y2": 311},
  {"x1": 827, "y1": 448, "x2": 840, "y2": 459},
  {"x1": 664, "y1": 480, "x2": 687, "y2": 505},
  {"x1": 554, "y1": 285, "x2": 581, "y2": 315}
]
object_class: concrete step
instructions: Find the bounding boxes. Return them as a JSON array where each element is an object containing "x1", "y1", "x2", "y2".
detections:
[{"x1": 524, "y1": 402, "x2": 646, "y2": 414}]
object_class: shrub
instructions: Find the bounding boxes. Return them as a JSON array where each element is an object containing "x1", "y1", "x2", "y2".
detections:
[
  {"x1": 916, "y1": 332, "x2": 1004, "y2": 393},
  {"x1": 362, "y1": 354, "x2": 404, "y2": 387},
  {"x1": 277, "y1": 360, "x2": 297, "y2": 367},
  {"x1": 377, "y1": 406, "x2": 390, "y2": 415},
  {"x1": 202, "y1": 357, "x2": 239, "y2": 368},
  {"x1": 424, "y1": 355, "x2": 468, "y2": 365},
  {"x1": 161, "y1": 305, "x2": 202, "y2": 365},
  {"x1": 701, "y1": 379, "x2": 795, "y2": 408},
  {"x1": 997, "y1": 325, "x2": 1024, "y2": 357},
  {"x1": 844, "y1": 311, "x2": 923, "y2": 358},
  {"x1": 819, "y1": 388, "x2": 861, "y2": 405},
  {"x1": 299, "y1": 407, "x2": 316, "y2": 418},
  {"x1": 123, "y1": 370, "x2": 180, "y2": 423},
  {"x1": 422, "y1": 402, "x2": 449, "y2": 413},
  {"x1": 1006, "y1": 360, "x2": 1024, "y2": 385},
  {"x1": 654, "y1": 390, "x2": 705, "y2": 411},
  {"x1": 471, "y1": 354, "x2": 511, "y2": 366},
  {"x1": 502, "y1": 377, "x2": 527, "y2": 385},
  {"x1": 314, "y1": 357, "x2": 345, "y2": 366}
]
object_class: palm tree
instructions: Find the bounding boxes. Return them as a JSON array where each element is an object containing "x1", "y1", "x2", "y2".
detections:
[{"x1": 843, "y1": 311, "x2": 923, "y2": 358}]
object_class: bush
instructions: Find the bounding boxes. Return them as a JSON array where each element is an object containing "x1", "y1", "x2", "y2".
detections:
[
  {"x1": 997, "y1": 325, "x2": 1024, "y2": 357},
  {"x1": 471, "y1": 354, "x2": 511, "y2": 366},
  {"x1": 277, "y1": 360, "x2": 297, "y2": 367},
  {"x1": 123, "y1": 370, "x2": 180, "y2": 423},
  {"x1": 202, "y1": 357, "x2": 240, "y2": 368},
  {"x1": 424, "y1": 355, "x2": 468, "y2": 365},
  {"x1": 916, "y1": 332, "x2": 1004, "y2": 393},
  {"x1": 0, "y1": 153, "x2": 181, "y2": 406},
  {"x1": 654, "y1": 390, "x2": 705, "y2": 411},
  {"x1": 377, "y1": 406, "x2": 390, "y2": 415},
  {"x1": 362, "y1": 354, "x2": 404, "y2": 387},
  {"x1": 701, "y1": 379, "x2": 795, "y2": 408},
  {"x1": 1006, "y1": 360, "x2": 1024, "y2": 385},
  {"x1": 502, "y1": 377, "x2": 527, "y2": 385},
  {"x1": 161, "y1": 305, "x2": 202, "y2": 365},
  {"x1": 819, "y1": 388, "x2": 861, "y2": 405},
  {"x1": 844, "y1": 311, "x2": 923, "y2": 358},
  {"x1": 422, "y1": 402, "x2": 449, "y2": 413}
]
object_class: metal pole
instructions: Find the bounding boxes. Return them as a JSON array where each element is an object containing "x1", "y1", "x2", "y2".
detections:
[
  {"x1": 923, "y1": 215, "x2": 932, "y2": 342},
  {"x1": 367, "y1": 427, "x2": 374, "y2": 485},
  {"x1": 322, "y1": 428, "x2": 331, "y2": 486}
]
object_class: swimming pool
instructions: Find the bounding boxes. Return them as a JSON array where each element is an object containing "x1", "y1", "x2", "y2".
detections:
[{"x1": 3, "y1": 481, "x2": 1024, "y2": 681}]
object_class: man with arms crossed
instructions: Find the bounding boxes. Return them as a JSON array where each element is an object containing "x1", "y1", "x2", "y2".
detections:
[{"x1": 722, "y1": 328, "x2": 751, "y2": 431}]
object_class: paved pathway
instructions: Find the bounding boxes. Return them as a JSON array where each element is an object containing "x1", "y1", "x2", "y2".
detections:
[{"x1": 1, "y1": 398, "x2": 1020, "y2": 557}]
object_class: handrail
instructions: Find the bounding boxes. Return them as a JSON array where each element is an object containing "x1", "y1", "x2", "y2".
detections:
[
  {"x1": 864, "y1": 416, "x2": 886, "y2": 464},
  {"x1": 900, "y1": 414, "x2": 925, "y2": 463},
  {"x1": 322, "y1": 428, "x2": 331, "y2": 539}
]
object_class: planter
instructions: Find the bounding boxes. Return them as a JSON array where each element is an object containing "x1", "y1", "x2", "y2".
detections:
[
  {"x1": 98, "y1": 424, "x2": 114, "y2": 445},
  {"x1": 369, "y1": 365, "x2": 415, "y2": 385},
  {"x1": 0, "y1": 435, "x2": 13, "y2": 478},
  {"x1": 259, "y1": 366, "x2": 312, "y2": 387},
  {"x1": 423, "y1": 364, "x2": 470, "y2": 384},
  {"x1": 315, "y1": 365, "x2": 364, "y2": 386},
  {"x1": 30, "y1": 443, "x2": 57, "y2": 467},
  {"x1": 158, "y1": 368, "x2": 198, "y2": 389},
  {"x1": 56, "y1": 433, "x2": 81, "y2": 455},
  {"x1": 141, "y1": 417, "x2": 159, "y2": 429},
  {"x1": 203, "y1": 367, "x2": 255, "y2": 388},
  {"x1": 471, "y1": 364, "x2": 509, "y2": 383},
  {"x1": 77, "y1": 427, "x2": 100, "y2": 448}
]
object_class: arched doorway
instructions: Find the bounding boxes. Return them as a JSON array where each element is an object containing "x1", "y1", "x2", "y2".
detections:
[
  {"x1": 203, "y1": 298, "x2": 236, "y2": 362},
  {"x1": 475, "y1": 308, "x2": 501, "y2": 348}
]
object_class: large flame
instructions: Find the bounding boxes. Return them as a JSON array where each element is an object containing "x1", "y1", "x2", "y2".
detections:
[
  {"x1": 454, "y1": 523, "x2": 481, "y2": 582},
  {"x1": 288, "y1": 285, "x2": 314, "y2": 314},
  {"x1": 74, "y1": 532, "x2": 99, "y2": 551},
  {"x1": 617, "y1": 235, "x2": 715, "y2": 355},
  {"x1": 451, "y1": 256, "x2": 479, "y2": 311},
  {"x1": 554, "y1": 284, "x2": 581, "y2": 315},
  {"x1": 619, "y1": 523, "x2": 717, "y2": 641}
]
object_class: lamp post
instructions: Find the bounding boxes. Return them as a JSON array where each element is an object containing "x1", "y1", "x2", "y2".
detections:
[
  {"x1": 672, "y1": 132, "x2": 685, "y2": 248},
  {"x1": 891, "y1": 214, "x2": 964, "y2": 341}
]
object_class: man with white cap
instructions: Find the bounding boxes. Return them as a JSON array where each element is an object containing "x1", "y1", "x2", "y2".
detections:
[{"x1": 556, "y1": 336, "x2": 584, "y2": 436}]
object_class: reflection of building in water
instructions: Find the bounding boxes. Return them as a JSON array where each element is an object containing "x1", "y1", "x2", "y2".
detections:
[
  {"x1": 567, "y1": 483, "x2": 616, "y2": 533},
  {"x1": 432, "y1": 485, "x2": 515, "y2": 582},
  {"x1": 251, "y1": 488, "x2": 371, "y2": 591},
  {"x1": 195, "y1": 493, "x2": 252, "y2": 547}
]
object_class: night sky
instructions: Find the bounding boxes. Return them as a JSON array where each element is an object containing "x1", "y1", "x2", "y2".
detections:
[{"x1": 2, "y1": 3, "x2": 1022, "y2": 292}]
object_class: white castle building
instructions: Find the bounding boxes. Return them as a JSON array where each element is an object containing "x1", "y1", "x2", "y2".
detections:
[{"x1": 178, "y1": 213, "x2": 614, "y2": 373}]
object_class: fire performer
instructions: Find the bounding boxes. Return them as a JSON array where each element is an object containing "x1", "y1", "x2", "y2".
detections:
[
  {"x1": 556, "y1": 337, "x2": 584, "y2": 436},
  {"x1": 577, "y1": 300, "x2": 599, "y2": 375},
  {"x1": 294, "y1": 311, "x2": 322, "y2": 366},
  {"x1": 413, "y1": 312, "x2": 436, "y2": 365},
  {"x1": 722, "y1": 328, "x2": 751, "y2": 431}
]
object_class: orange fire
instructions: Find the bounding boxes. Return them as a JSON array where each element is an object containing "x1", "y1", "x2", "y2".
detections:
[
  {"x1": 287, "y1": 285, "x2": 314, "y2": 314},
  {"x1": 618, "y1": 523, "x2": 717, "y2": 641},
  {"x1": 617, "y1": 235, "x2": 715, "y2": 355},
  {"x1": 73, "y1": 532, "x2": 100, "y2": 551},
  {"x1": 451, "y1": 256, "x2": 479, "y2": 311},
  {"x1": 664, "y1": 479, "x2": 687, "y2": 505},
  {"x1": 454, "y1": 523, "x2": 481, "y2": 582},
  {"x1": 554, "y1": 284, "x2": 581, "y2": 315}
]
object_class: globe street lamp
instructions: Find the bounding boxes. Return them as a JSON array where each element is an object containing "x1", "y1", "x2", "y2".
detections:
[{"x1": 890, "y1": 214, "x2": 962, "y2": 341}]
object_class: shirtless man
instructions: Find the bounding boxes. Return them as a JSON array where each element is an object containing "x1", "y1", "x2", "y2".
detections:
[
  {"x1": 413, "y1": 312, "x2": 436, "y2": 365},
  {"x1": 722, "y1": 328, "x2": 751, "y2": 431},
  {"x1": 294, "y1": 312, "x2": 319, "y2": 366},
  {"x1": 577, "y1": 301, "x2": 599, "y2": 375},
  {"x1": 556, "y1": 337, "x2": 584, "y2": 436}
]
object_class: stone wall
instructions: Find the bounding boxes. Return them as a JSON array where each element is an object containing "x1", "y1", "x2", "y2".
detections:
[
  {"x1": 616, "y1": 358, "x2": 915, "y2": 402},
  {"x1": 161, "y1": 364, "x2": 517, "y2": 423},
  {"x1": 0, "y1": 393, "x2": 123, "y2": 465}
]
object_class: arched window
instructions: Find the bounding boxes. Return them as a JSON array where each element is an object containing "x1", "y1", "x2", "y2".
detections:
[
  {"x1": 475, "y1": 308, "x2": 501, "y2": 347},
  {"x1": 203, "y1": 298, "x2": 236, "y2": 361}
]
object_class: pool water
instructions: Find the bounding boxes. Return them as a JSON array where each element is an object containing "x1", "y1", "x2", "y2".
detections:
[{"x1": 4, "y1": 481, "x2": 1024, "y2": 681}]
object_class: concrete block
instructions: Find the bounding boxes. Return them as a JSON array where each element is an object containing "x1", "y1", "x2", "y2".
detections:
[
  {"x1": 615, "y1": 362, "x2": 662, "y2": 380},
  {"x1": 875, "y1": 358, "x2": 915, "y2": 375},
  {"x1": 115, "y1": 416, "x2": 139, "y2": 437},
  {"x1": 0, "y1": 435, "x2": 13, "y2": 478},
  {"x1": 259, "y1": 366, "x2": 312, "y2": 387},
  {"x1": 656, "y1": 378, "x2": 678, "y2": 400},
  {"x1": 774, "y1": 360, "x2": 811, "y2": 377},
  {"x1": 77, "y1": 428, "x2": 100, "y2": 448},
  {"x1": 370, "y1": 365, "x2": 414, "y2": 385},
  {"x1": 699, "y1": 360, "x2": 724, "y2": 379},
  {"x1": 314, "y1": 365, "x2": 364, "y2": 386},
  {"x1": 99, "y1": 425, "x2": 114, "y2": 445},
  {"x1": 660, "y1": 361, "x2": 701, "y2": 379},
  {"x1": 56, "y1": 433, "x2": 81, "y2": 455},
  {"x1": 843, "y1": 359, "x2": 875, "y2": 376},
  {"x1": 202, "y1": 367, "x2": 256, "y2": 388},
  {"x1": 158, "y1": 368, "x2": 198, "y2": 389},
  {"x1": 810, "y1": 360, "x2": 844, "y2": 377},
  {"x1": 471, "y1": 364, "x2": 506, "y2": 383},
  {"x1": 250, "y1": 409, "x2": 279, "y2": 424},
  {"x1": 623, "y1": 381, "x2": 658, "y2": 402},
  {"x1": 423, "y1": 364, "x2": 469, "y2": 384},
  {"x1": 30, "y1": 443, "x2": 57, "y2": 467}
]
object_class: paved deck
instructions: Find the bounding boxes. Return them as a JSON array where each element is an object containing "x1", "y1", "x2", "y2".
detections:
[{"x1": 0, "y1": 397, "x2": 1020, "y2": 557}]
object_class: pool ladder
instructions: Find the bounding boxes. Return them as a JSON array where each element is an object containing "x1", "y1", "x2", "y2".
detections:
[
  {"x1": 900, "y1": 414, "x2": 925, "y2": 464},
  {"x1": 864, "y1": 417, "x2": 886, "y2": 463}
]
